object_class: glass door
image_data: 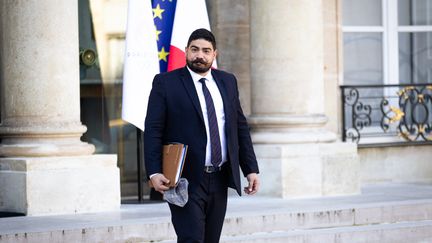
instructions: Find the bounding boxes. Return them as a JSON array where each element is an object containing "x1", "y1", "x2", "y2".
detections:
[{"x1": 78, "y1": 0, "x2": 145, "y2": 200}]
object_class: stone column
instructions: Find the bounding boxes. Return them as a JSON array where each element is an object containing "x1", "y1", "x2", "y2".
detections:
[
  {"x1": 249, "y1": 0, "x2": 360, "y2": 198},
  {"x1": 0, "y1": 0, "x2": 120, "y2": 215},
  {"x1": 207, "y1": 0, "x2": 252, "y2": 115}
]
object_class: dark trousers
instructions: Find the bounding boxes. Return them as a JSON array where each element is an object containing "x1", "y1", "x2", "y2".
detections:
[{"x1": 168, "y1": 167, "x2": 228, "y2": 243}]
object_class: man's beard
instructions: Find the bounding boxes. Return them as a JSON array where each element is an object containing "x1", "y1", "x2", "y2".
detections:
[{"x1": 186, "y1": 58, "x2": 212, "y2": 74}]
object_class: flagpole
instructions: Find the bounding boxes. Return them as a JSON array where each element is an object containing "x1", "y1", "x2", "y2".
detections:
[{"x1": 136, "y1": 127, "x2": 144, "y2": 202}]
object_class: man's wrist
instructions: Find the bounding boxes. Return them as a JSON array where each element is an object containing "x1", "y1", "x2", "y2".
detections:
[{"x1": 149, "y1": 173, "x2": 161, "y2": 179}]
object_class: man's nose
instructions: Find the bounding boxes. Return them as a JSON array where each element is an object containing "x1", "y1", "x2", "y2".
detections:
[{"x1": 195, "y1": 50, "x2": 205, "y2": 58}]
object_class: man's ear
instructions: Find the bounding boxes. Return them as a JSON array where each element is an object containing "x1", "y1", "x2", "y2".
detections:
[{"x1": 214, "y1": 49, "x2": 218, "y2": 58}]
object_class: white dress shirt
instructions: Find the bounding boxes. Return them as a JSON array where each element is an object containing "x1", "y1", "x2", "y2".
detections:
[{"x1": 187, "y1": 66, "x2": 227, "y2": 167}]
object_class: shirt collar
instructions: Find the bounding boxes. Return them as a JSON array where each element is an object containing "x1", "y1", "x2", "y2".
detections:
[{"x1": 186, "y1": 66, "x2": 213, "y2": 83}]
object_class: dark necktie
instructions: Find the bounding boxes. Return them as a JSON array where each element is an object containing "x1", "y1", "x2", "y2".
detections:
[{"x1": 199, "y1": 78, "x2": 222, "y2": 168}]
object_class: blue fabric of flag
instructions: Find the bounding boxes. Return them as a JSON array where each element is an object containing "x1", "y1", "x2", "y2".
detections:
[{"x1": 152, "y1": 0, "x2": 177, "y2": 73}]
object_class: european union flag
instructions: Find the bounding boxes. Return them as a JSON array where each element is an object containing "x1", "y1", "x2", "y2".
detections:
[{"x1": 152, "y1": 0, "x2": 177, "y2": 73}]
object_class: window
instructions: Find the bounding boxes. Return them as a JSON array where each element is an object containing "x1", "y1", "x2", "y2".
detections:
[
  {"x1": 343, "y1": 0, "x2": 384, "y2": 85},
  {"x1": 343, "y1": 0, "x2": 432, "y2": 85}
]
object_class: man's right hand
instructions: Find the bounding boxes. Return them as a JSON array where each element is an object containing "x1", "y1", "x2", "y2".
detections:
[{"x1": 150, "y1": 174, "x2": 170, "y2": 194}]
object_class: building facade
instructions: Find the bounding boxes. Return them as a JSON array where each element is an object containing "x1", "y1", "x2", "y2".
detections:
[{"x1": 0, "y1": 0, "x2": 431, "y2": 215}]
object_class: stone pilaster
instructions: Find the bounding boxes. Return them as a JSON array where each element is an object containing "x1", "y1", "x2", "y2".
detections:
[
  {"x1": 207, "y1": 0, "x2": 252, "y2": 115},
  {"x1": 0, "y1": 0, "x2": 120, "y2": 215},
  {"x1": 249, "y1": 0, "x2": 359, "y2": 198}
]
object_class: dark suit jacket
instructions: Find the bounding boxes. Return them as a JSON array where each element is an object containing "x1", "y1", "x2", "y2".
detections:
[{"x1": 144, "y1": 67, "x2": 259, "y2": 195}]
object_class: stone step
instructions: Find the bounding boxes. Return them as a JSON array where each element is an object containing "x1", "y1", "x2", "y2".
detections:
[
  {"x1": 155, "y1": 220, "x2": 432, "y2": 243},
  {"x1": 221, "y1": 199, "x2": 432, "y2": 237},
  {"x1": 219, "y1": 220, "x2": 432, "y2": 243}
]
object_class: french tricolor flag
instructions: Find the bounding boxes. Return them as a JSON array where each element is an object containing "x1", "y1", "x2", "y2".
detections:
[
  {"x1": 122, "y1": 0, "x2": 217, "y2": 130},
  {"x1": 167, "y1": 0, "x2": 217, "y2": 71}
]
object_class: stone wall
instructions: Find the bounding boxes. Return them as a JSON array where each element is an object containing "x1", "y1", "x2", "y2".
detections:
[{"x1": 360, "y1": 146, "x2": 432, "y2": 184}]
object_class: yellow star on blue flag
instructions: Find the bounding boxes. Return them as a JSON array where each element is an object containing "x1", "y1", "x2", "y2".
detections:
[
  {"x1": 152, "y1": 0, "x2": 177, "y2": 72},
  {"x1": 158, "y1": 46, "x2": 169, "y2": 62},
  {"x1": 152, "y1": 4, "x2": 164, "y2": 20}
]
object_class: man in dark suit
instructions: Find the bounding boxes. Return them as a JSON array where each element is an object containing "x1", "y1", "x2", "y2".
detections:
[{"x1": 144, "y1": 28, "x2": 259, "y2": 243}]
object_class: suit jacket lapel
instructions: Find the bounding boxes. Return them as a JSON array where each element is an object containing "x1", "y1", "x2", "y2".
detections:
[
  {"x1": 212, "y1": 71, "x2": 229, "y2": 108},
  {"x1": 180, "y1": 67, "x2": 205, "y2": 123},
  {"x1": 212, "y1": 70, "x2": 231, "y2": 133}
]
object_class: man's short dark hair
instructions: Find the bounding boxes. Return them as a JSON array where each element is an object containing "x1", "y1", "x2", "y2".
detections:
[{"x1": 186, "y1": 28, "x2": 217, "y2": 50}]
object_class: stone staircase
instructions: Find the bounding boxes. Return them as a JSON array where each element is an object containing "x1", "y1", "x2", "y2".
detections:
[
  {"x1": 157, "y1": 184, "x2": 432, "y2": 243},
  {"x1": 218, "y1": 201, "x2": 432, "y2": 242},
  {"x1": 1, "y1": 184, "x2": 432, "y2": 242},
  {"x1": 220, "y1": 221, "x2": 432, "y2": 243}
]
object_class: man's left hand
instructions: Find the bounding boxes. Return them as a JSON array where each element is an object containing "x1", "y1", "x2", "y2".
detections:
[{"x1": 244, "y1": 173, "x2": 259, "y2": 195}]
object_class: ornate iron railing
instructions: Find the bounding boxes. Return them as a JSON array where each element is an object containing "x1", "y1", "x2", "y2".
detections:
[{"x1": 340, "y1": 84, "x2": 432, "y2": 147}]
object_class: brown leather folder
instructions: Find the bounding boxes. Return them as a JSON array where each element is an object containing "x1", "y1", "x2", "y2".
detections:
[{"x1": 149, "y1": 143, "x2": 188, "y2": 188}]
